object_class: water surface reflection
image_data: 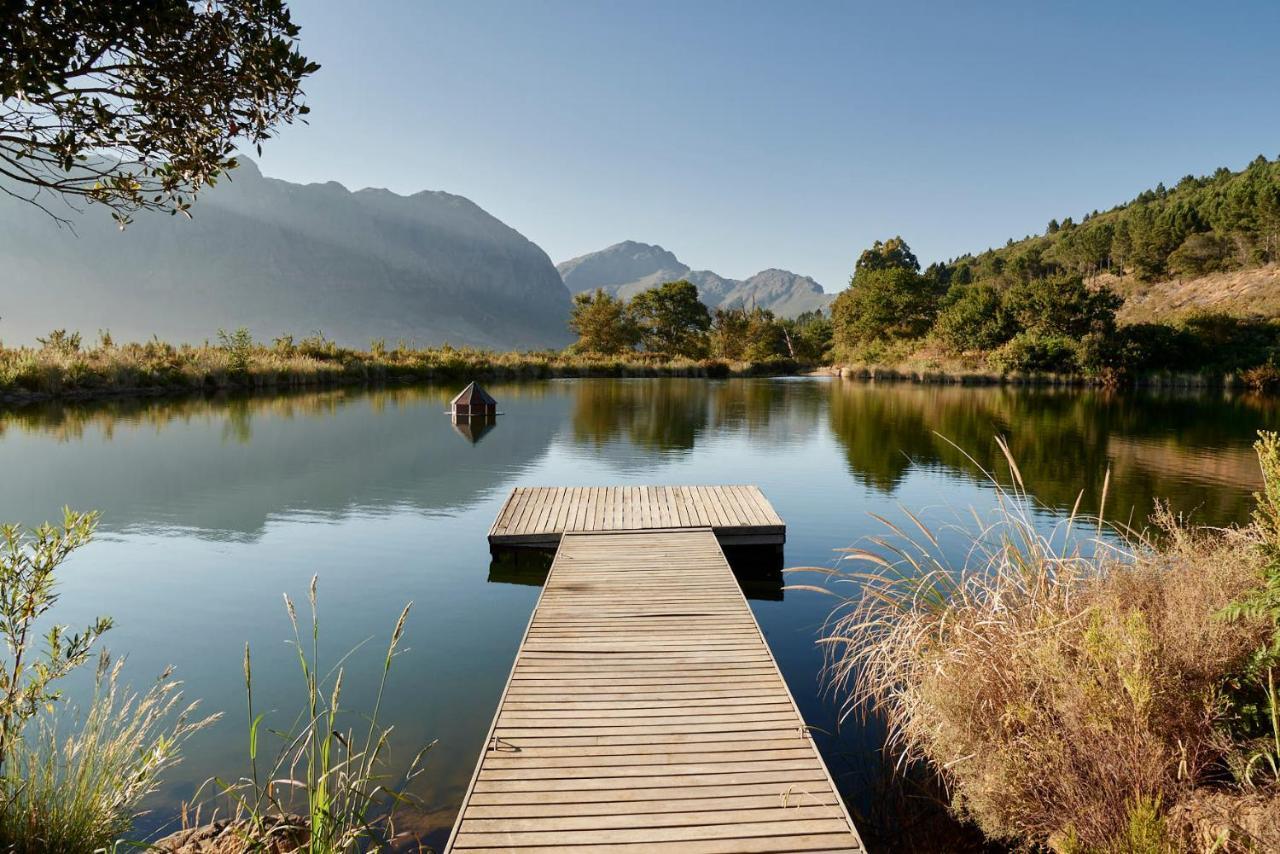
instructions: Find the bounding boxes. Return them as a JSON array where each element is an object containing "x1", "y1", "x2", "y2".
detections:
[{"x1": 2, "y1": 379, "x2": 1274, "y2": 848}]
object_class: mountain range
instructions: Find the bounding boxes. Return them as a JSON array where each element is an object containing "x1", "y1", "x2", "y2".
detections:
[
  {"x1": 1, "y1": 164, "x2": 833, "y2": 349},
  {"x1": 556, "y1": 240, "x2": 832, "y2": 318},
  {"x1": 0, "y1": 159, "x2": 573, "y2": 349}
]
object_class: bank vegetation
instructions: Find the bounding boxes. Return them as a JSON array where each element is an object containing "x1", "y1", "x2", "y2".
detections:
[
  {"x1": 0, "y1": 328, "x2": 806, "y2": 402},
  {"x1": 813, "y1": 434, "x2": 1280, "y2": 852}
]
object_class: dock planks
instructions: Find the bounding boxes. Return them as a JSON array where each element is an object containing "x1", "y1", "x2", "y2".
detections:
[
  {"x1": 488, "y1": 485, "x2": 785, "y2": 547},
  {"x1": 446, "y1": 528, "x2": 863, "y2": 852}
]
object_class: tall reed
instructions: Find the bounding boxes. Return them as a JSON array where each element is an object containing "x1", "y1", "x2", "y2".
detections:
[
  {"x1": 800, "y1": 436, "x2": 1274, "y2": 851},
  {"x1": 1, "y1": 653, "x2": 216, "y2": 854},
  {"x1": 210, "y1": 576, "x2": 433, "y2": 853}
]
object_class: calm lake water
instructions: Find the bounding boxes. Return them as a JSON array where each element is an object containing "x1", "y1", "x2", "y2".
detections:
[{"x1": 5, "y1": 378, "x2": 1278, "y2": 849}]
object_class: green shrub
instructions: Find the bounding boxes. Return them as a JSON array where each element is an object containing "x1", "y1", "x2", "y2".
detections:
[
  {"x1": 934, "y1": 283, "x2": 1014, "y2": 352},
  {"x1": 0, "y1": 511, "x2": 107, "y2": 768},
  {"x1": 1176, "y1": 312, "x2": 1280, "y2": 373},
  {"x1": 217, "y1": 327, "x2": 254, "y2": 373},
  {"x1": 1168, "y1": 232, "x2": 1233, "y2": 277},
  {"x1": 1003, "y1": 274, "x2": 1121, "y2": 339},
  {"x1": 990, "y1": 331, "x2": 1081, "y2": 373},
  {"x1": 36, "y1": 330, "x2": 82, "y2": 356}
]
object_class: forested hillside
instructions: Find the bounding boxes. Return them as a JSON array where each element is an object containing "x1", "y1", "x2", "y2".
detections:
[
  {"x1": 828, "y1": 155, "x2": 1280, "y2": 385},
  {"x1": 945, "y1": 154, "x2": 1280, "y2": 298}
]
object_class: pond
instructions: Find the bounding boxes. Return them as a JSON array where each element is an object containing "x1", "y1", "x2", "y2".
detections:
[{"x1": 4, "y1": 378, "x2": 1277, "y2": 849}]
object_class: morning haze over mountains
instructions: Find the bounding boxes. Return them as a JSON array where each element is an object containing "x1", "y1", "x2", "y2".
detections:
[
  {"x1": 1, "y1": 161, "x2": 829, "y2": 349},
  {"x1": 557, "y1": 241, "x2": 832, "y2": 318}
]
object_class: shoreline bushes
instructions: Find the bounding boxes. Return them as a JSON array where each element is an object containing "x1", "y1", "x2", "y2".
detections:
[
  {"x1": 830, "y1": 156, "x2": 1280, "y2": 383},
  {"x1": 0, "y1": 329, "x2": 807, "y2": 401},
  {"x1": 831, "y1": 233, "x2": 1280, "y2": 386},
  {"x1": 815, "y1": 435, "x2": 1280, "y2": 851}
]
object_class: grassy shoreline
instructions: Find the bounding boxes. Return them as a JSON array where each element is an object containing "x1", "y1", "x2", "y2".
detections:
[
  {"x1": 2, "y1": 331, "x2": 1271, "y2": 405},
  {"x1": 825, "y1": 363, "x2": 1266, "y2": 389},
  {"x1": 817, "y1": 435, "x2": 1280, "y2": 851},
  {"x1": 0, "y1": 335, "x2": 810, "y2": 403}
]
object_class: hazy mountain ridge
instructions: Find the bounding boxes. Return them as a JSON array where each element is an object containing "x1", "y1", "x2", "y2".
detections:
[
  {"x1": 0, "y1": 160, "x2": 573, "y2": 349},
  {"x1": 557, "y1": 241, "x2": 832, "y2": 317}
]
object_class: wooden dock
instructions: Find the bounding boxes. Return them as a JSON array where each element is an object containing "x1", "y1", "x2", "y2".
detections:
[
  {"x1": 447, "y1": 495, "x2": 863, "y2": 852},
  {"x1": 488, "y1": 485, "x2": 785, "y2": 548}
]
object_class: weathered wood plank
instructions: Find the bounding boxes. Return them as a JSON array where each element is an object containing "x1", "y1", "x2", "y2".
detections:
[
  {"x1": 488, "y1": 485, "x2": 784, "y2": 545},
  {"x1": 445, "y1": 527, "x2": 860, "y2": 851}
]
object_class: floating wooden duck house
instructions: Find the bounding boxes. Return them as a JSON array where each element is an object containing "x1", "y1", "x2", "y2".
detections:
[
  {"x1": 449, "y1": 382, "x2": 497, "y2": 418},
  {"x1": 450, "y1": 416, "x2": 497, "y2": 444}
]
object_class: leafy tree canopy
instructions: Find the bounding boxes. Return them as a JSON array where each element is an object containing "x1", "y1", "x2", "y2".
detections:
[
  {"x1": 568, "y1": 289, "x2": 638, "y2": 355},
  {"x1": 1, "y1": 0, "x2": 318, "y2": 226},
  {"x1": 629, "y1": 280, "x2": 712, "y2": 358},
  {"x1": 948, "y1": 154, "x2": 1280, "y2": 285},
  {"x1": 854, "y1": 236, "x2": 920, "y2": 275},
  {"x1": 831, "y1": 266, "x2": 939, "y2": 350},
  {"x1": 779, "y1": 310, "x2": 832, "y2": 362},
  {"x1": 710, "y1": 306, "x2": 786, "y2": 362},
  {"x1": 935, "y1": 282, "x2": 1014, "y2": 353},
  {"x1": 1003, "y1": 274, "x2": 1121, "y2": 339}
]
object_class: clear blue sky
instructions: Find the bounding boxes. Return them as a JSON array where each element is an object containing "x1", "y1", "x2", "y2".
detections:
[{"x1": 255, "y1": 0, "x2": 1280, "y2": 292}]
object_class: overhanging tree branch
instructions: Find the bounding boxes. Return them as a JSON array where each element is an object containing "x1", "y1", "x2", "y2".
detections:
[{"x1": 0, "y1": 0, "x2": 319, "y2": 227}]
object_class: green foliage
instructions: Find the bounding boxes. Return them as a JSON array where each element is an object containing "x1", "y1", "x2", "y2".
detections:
[
  {"x1": 990, "y1": 331, "x2": 1082, "y2": 374},
  {"x1": 830, "y1": 266, "x2": 939, "y2": 352},
  {"x1": 779, "y1": 310, "x2": 833, "y2": 362},
  {"x1": 628, "y1": 280, "x2": 712, "y2": 358},
  {"x1": 934, "y1": 283, "x2": 1014, "y2": 352},
  {"x1": 1218, "y1": 433, "x2": 1280, "y2": 788},
  {"x1": 1, "y1": 0, "x2": 319, "y2": 226},
  {"x1": 855, "y1": 236, "x2": 920, "y2": 274},
  {"x1": 710, "y1": 306, "x2": 788, "y2": 361},
  {"x1": 0, "y1": 510, "x2": 107, "y2": 773},
  {"x1": 217, "y1": 327, "x2": 255, "y2": 373},
  {"x1": 1221, "y1": 432, "x2": 1280, "y2": 632},
  {"x1": 949, "y1": 154, "x2": 1280, "y2": 287},
  {"x1": 297, "y1": 331, "x2": 342, "y2": 361},
  {"x1": 36, "y1": 329, "x2": 81, "y2": 355},
  {"x1": 216, "y1": 577, "x2": 432, "y2": 852},
  {"x1": 568, "y1": 289, "x2": 639, "y2": 355},
  {"x1": 1168, "y1": 232, "x2": 1232, "y2": 277},
  {"x1": 1002, "y1": 274, "x2": 1121, "y2": 339},
  {"x1": 0, "y1": 509, "x2": 206, "y2": 852},
  {"x1": 2, "y1": 653, "x2": 216, "y2": 854},
  {"x1": 1175, "y1": 313, "x2": 1280, "y2": 374}
]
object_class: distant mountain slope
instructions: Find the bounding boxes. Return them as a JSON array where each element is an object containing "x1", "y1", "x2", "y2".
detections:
[
  {"x1": 0, "y1": 160, "x2": 572, "y2": 349},
  {"x1": 557, "y1": 241, "x2": 832, "y2": 317}
]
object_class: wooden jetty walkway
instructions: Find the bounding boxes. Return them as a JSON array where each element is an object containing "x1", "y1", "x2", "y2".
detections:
[
  {"x1": 488, "y1": 485, "x2": 785, "y2": 548},
  {"x1": 446, "y1": 487, "x2": 863, "y2": 852}
]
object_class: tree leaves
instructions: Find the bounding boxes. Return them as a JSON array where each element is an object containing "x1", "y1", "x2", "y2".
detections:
[{"x1": 0, "y1": 0, "x2": 318, "y2": 225}]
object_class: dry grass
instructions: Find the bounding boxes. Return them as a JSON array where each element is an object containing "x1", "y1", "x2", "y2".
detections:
[
  {"x1": 1111, "y1": 264, "x2": 1280, "y2": 324},
  {"x1": 807, "y1": 438, "x2": 1278, "y2": 852},
  {"x1": 0, "y1": 332, "x2": 803, "y2": 400},
  {"x1": 1, "y1": 653, "x2": 217, "y2": 854}
]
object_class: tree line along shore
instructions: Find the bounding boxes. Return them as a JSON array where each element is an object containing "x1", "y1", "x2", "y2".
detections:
[{"x1": 6, "y1": 155, "x2": 1280, "y2": 402}]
